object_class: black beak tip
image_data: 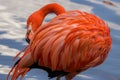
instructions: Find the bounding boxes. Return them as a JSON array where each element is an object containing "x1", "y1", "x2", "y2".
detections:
[{"x1": 26, "y1": 38, "x2": 30, "y2": 44}]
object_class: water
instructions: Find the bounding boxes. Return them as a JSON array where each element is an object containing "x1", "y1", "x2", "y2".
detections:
[{"x1": 0, "y1": 0, "x2": 120, "y2": 80}]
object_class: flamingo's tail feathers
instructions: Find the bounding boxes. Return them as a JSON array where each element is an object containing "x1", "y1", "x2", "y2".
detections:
[
  {"x1": 13, "y1": 46, "x2": 29, "y2": 60},
  {"x1": 7, "y1": 60, "x2": 30, "y2": 80},
  {"x1": 7, "y1": 47, "x2": 33, "y2": 80}
]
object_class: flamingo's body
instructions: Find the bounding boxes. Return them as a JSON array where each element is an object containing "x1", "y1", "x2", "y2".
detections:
[{"x1": 7, "y1": 3, "x2": 112, "y2": 80}]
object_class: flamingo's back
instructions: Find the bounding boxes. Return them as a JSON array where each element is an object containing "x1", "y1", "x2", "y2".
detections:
[{"x1": 31, "y1": 10, "x2": 112, "y2": 72}]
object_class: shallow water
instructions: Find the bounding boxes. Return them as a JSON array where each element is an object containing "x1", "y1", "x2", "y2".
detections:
[{"x1": 0, "y1": 0, "x2": 120, "y2": 80}]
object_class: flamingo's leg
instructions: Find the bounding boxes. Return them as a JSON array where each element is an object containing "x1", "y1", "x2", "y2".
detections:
[{"x1": 65, "y1": 72, "x2": 79, "y2": 80}]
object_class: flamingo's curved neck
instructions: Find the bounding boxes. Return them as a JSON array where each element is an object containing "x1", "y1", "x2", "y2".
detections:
[
  {"x1": 27, "y1": 3, "x2": 66, "y2": 31},
  {"x1": 36, "y1": 3, "x2": 66, "y2": 26},
  {"x1": 40, "y1": 3, "x2": 65, "y2": 16}
]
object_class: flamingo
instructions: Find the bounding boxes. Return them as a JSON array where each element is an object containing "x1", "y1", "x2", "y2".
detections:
[{"x1": 7, "y1": 3, "x2": 112, "y2": 80}]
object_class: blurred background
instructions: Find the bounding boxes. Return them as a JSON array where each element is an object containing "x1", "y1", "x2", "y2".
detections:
[{"x1": 0, "y1": 0, "x2": 120, "y2": 80}]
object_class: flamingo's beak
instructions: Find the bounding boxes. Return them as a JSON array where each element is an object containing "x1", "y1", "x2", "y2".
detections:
[
  {"x1": 26, "y1": 29, "x2": 31, "y2": 44},
  {"x1": 26, "y1": 38, "x2": 30, "y2": 44},
  {"x1": 26, "y1": 23, "x2": 34, "y2": 44},
  {"x1": 26, "y1": 29, "x2": 34, "y2": 44}
]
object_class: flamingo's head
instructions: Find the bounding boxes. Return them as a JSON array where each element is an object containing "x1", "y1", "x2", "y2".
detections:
[
  {"x1": 26, "y1": 23, "x2": 34, "y2": 43},
  {"x1": 26, "y1": 11, "x2": 43, "y2": 43}
]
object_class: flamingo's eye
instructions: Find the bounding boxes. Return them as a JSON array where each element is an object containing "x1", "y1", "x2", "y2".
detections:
[
  {"x1": 28, "y1": 23, "x2": 32, "y2": 31},
  {"x1": 28, "y1": 23, "x2": 34, "y2": 34}
]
